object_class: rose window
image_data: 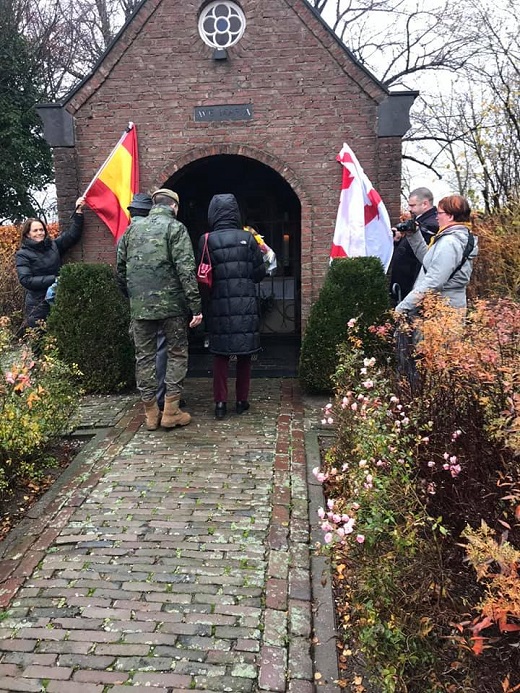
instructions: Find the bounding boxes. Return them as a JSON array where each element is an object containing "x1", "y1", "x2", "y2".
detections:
[{"x1": 198, "y1": 2, "x2": 246, "y2": 49}]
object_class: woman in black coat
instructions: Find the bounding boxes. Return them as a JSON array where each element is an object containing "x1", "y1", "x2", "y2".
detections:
[
  {"x1": 15, "y1": 197, "x2": 85, "y2": 331},
  {"x1": 200, "y1": 194, "x2": 266, "y2": 419}
]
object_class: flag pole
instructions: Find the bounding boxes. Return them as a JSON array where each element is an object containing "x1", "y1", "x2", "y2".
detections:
[{"x1": 82, "y1": 122, "x2": 134, "y2": 198}]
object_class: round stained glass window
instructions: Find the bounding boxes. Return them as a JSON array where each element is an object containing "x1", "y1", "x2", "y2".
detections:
[{"x1": 198, "y1": 2, "x2": 246, "y2": 49}]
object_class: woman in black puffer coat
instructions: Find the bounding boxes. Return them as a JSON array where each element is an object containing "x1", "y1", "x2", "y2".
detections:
[
  {"x1": 15, "y1": 197, "x2": 85, "y2": 331},
  {"x1": 200, "y1": 194, "x2": 266, "y2": 419}
]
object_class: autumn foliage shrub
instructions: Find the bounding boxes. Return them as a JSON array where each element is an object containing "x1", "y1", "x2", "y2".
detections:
[
  {"x1": 457, "y1": 521, "x2": 520, "y2": 657},
  {"x1": 313, "y1": 297, "x2": 520, "y2": 693},
  {"x1": 469, "y1": 207, "x2": 520, "y2": 300},
  {"x1": 0, "y1": 318, "x2": 80, "y2": 494}
]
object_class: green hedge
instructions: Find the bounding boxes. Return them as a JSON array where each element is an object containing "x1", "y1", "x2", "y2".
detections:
[
  {"x1": 299, "y1": 257, "x2": 390, "y2": 394},
  {"x1": 46, "y1": 263, "x2": 134, "y2": 393}
]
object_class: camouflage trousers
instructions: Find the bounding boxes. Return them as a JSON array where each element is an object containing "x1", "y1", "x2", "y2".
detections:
[{"x1": 131, "y1": 317, "x2": 188, "y2": 401}]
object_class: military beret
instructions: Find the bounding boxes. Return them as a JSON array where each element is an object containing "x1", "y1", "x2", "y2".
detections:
[{"x1": 152, "y1": 188, "x2": 180, "y2": 204}]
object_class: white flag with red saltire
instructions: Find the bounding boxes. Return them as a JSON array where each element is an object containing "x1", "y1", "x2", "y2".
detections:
[{"x1": 330, "y1": 142, "x2": 393, "y2": 271}]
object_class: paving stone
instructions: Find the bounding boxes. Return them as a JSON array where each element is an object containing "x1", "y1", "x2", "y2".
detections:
[
  {"x1": 73, "y1": 669, "x2": 130, "y2": 684},
  {"x1": 264, "y1": 609, "x2": 288, "y2": 647},
  {"x1": 289, "y1": 599, "x2": 312, "y2": 638},
  {"x1": 47, "y1": 682, "x2": 104, "y2": 692},
  {"x1": 132, "y1": 672, "x2": 193, "y2": 687},
  {"x1": 0, "y1": 678, "x2": 43, "y2": 692},
  {"x1": 258, "y1": 645, "x2": 287, "y2": 691},
  {"x1": 22, "y1": 663, "x2": 73, "y2": 679},
  {"x1": 268, "y1": 550, "x2": 290, "y2": 580},
  {"x1": 288, "y1": 637, "x2": 314, "y2": 680},
  {"x1": 289, "y1": 567, "x2": 312, "y2": 602},
  {"x1": 2, "y1": 653, "x2": 56, "y2": 667},
  {"x1": 265, "y1": 577, "x2": 288, "y2": 610}
]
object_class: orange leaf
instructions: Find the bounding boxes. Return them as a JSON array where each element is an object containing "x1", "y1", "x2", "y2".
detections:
[
  {"x1": 503, "y1": 675, "x2": 520, "y2": 693},
  {"x1": 470, "y1": 636, "x2": 487, "y2": 655},
  {"x1": 470, "y1": 615, "x2": 495, "y2": 635},
  {"x1": 450, "y1": 621, "x2": 465, "y2": 633},
  {"x1": 498, "y1": 617, "x2": 520, "y2": 634}
]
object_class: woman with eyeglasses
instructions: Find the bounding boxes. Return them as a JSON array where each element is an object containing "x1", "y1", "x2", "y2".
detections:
[
  {"x1": 15, "y1": 197, "x2": 86, "y2": 334},
  {"x1": 395, "y1": 194, "x2": 478, "y2": 316}
]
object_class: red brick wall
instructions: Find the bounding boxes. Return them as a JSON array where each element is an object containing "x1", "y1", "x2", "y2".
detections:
[{"x1": 55, "y1": 0, "x2": 402, "y2": 324}]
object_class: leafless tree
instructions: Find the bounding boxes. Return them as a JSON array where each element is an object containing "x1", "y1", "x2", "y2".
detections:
[
  {"x1": 311, "y1": 0, "x2": 520, "y2": 208},
  {"x1": 306, "y1": 0, "x2": 482, "y2": 87},
  {"x1": 16, "y1": 0, "x2": 140, "y2": 99},
  {"x1": 403, "y1": 0, "x2": 520, "y2": 208}
]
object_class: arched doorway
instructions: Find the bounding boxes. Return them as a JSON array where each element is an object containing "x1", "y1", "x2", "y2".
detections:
[{"x1": 161, "y1": 154, "x2": 302, "y2": 375}]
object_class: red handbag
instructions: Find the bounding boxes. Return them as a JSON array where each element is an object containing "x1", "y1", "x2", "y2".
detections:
[{"x1": 197, "y1": 233, "x2": 213, "y2": 287}]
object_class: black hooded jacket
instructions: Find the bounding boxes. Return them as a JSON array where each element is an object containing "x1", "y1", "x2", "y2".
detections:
[
  {"x1": 15, "y1": 213, "x2": 84, "y2": 327},
  {"x1": 200, "y1": 194, "x2": 266, "y2": 355},
  {"x1": 390, "y1": 205, "x2": 439, "y2": 303}
]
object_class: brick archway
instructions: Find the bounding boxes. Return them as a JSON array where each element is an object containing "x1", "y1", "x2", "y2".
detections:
[
  {"x1": 153, "y1": 144, "x2": 316, "y2": 331},
  {"x1": 154, "y1": 143, "x2": 311, "y2": 211}
]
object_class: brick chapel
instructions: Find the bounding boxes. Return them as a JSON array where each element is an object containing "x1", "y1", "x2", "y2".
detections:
[{"x1": 38, "y1": 0, "x2": 415, "y2": 345}]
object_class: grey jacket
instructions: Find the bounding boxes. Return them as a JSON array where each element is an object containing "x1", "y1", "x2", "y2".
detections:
[{"x1": 395, "y1": 224, "x2": 478, "y2": 314}]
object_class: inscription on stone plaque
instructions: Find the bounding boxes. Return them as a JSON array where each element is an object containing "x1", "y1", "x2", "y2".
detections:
[{"x1": 194, "y1": 104, "x2": 253, "y2": 122}]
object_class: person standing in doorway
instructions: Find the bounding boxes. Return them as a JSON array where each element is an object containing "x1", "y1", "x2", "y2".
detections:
[
  {"x1": 390, "y1": 187, "x2": 439, "y2": 303},
  {"x1": 117, "y1": 188, "x2": 202, "y2": 430},
  {"x1": 200, "y1": 193, "x2": 266, "y2": 420}
]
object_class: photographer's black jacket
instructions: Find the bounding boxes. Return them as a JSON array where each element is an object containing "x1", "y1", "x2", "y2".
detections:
[{"x1": 390, "y1": 206, "x2": 438, "y2": 303}]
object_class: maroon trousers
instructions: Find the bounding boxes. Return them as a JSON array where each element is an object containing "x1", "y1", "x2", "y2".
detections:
[{"x1": 213, "y1": 354, "x2": 252, "y2": 403}]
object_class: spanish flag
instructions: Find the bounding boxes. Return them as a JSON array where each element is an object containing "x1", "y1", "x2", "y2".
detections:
[{"x1": 84, "y1": 122, "x2": 139, "y2": 243}]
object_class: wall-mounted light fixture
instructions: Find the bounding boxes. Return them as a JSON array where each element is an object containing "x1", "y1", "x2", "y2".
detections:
[{"x1": 213, "y1": 48, "x2": 228, "y2": 61}]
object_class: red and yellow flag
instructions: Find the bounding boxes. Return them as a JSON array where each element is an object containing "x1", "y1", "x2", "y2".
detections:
[{"x1": 84, "y1": 122, "x2": 139, "y2": 243}]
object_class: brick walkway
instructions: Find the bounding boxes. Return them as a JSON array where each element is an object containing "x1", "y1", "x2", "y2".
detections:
[{"x1": 0, "y1": 378, "x2": 339, "y2": 692}]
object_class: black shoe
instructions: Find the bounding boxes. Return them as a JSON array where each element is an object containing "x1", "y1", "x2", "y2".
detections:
[
  {"x1": 215, "y1": 402, "x2": 227, "y2": 419},
  {"x1": 236, "y1": 401, "x2": 250, "y2": 415}
]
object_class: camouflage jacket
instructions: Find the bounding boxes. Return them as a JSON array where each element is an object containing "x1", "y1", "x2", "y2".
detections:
[{"x1": 116, "y1": 205, "x2": 202, "y2": 320}]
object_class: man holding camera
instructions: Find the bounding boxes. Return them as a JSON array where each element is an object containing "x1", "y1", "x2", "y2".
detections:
[{"x1": 390, "y1": 187, "x2": 439, "y2": 303}]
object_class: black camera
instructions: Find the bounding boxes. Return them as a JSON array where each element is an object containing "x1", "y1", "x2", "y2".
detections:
[{"x1": 395, "y1": 217, "x2": 417, "y2": 234}]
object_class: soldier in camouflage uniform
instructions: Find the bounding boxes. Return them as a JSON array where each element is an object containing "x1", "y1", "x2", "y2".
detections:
[{"x1": 116, "y1": 188, "x2": 202, "y2": 430}]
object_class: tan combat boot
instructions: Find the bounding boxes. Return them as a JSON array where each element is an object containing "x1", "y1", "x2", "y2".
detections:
[
  {"x1": 161, "y1": 395, "x2": 191, "y2": 428},
  {"x1": 143, "y1": 398, "x2": 161, "y2": 431}
]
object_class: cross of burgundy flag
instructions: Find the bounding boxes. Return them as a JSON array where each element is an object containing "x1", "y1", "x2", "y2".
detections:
[{"x1": 330, "y1": 142, "x2": 393, "y2": 271}]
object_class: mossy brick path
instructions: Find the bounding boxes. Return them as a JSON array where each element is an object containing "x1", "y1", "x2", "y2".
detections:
[{"x1": 0, "y1": 378, "x2": 340, "y2": 692}]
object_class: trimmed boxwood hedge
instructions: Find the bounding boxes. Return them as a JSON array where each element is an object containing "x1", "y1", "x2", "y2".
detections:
[
  {"x1": 299, "y1": 256, "x2": 390, "y2": 394},
  {"x1": 46, "y1": 263, "x2": 135, "y2": 393}
]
